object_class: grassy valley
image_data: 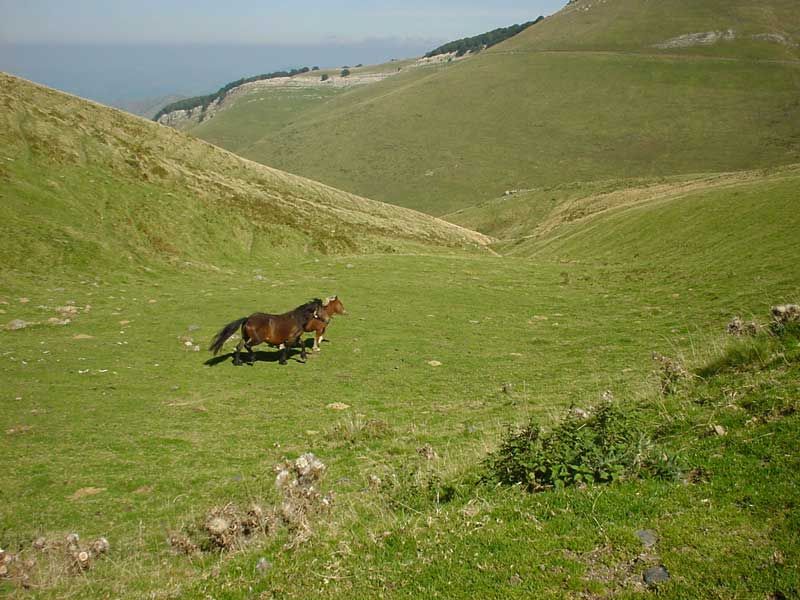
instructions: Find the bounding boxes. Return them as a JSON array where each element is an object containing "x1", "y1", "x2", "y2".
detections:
[
  {"x1": 2, "y1": 2, "x2": 800, "y2": 597},
  {"x1": 0, "y1": 73, "x2": 487, "y2": 282}
]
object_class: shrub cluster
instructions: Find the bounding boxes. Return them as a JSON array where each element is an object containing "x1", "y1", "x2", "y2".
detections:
[
  {"x1": 483, "y1": 403, "x2": 676, "y2": 491},
  {"x1": 425, "y1": 17, "x2": 544, "y2": 58}
]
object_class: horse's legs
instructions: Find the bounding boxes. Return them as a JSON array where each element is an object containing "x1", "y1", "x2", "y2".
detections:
[
  {"x1": 279, "y1": 343, "x2": 289, "y2": 365},
  {"x1": 313, "y1": 329, "x2": 321, "y2": 352},
  {"x1": 298, "y1": 336, "x2": 307, "y2": 361},
  {"x1": 233, "y1": 339, "x2": 245, "y2": 366},
  {"x1": 245, "y1": 342, "x2": 254, "y2": 365}
]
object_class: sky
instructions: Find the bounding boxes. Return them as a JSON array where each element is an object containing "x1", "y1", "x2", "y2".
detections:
[
  {"x1": 1, "y1": 0, "x2": 565, "y2": 45},
  {"x1": 0, "y1": 1, "x2": 565, "y2": 106}
]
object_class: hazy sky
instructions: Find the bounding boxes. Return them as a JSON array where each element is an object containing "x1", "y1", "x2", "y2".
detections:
[
  {"x1": 0, "y1": 0, "x2": 565, "y2": 44},
  {"x1": 0, "y1": 1, "x2": 566, "y2": 106}
]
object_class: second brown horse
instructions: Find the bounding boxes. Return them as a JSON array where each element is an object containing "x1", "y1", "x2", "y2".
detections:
[
  {"x1": 305, "y1": 295, "x2": 347, "y2": 352},
  {"x1": 209, "y1": 299, "x2": 322, "y2": 365}
]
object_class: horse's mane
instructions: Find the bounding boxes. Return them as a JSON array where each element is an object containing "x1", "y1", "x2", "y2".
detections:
[{"x1": 293, "y1": 298, "x2": 323, "y2": 321}]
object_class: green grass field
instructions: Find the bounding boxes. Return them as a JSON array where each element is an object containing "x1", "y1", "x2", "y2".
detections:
[{"x1": 2, "y1": 209, "x2": 798, "y2": 598}]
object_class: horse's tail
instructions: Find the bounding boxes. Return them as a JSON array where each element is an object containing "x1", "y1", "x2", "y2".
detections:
[{"x1": 209, "y1": 317, "x2": 247, "y2": 355}]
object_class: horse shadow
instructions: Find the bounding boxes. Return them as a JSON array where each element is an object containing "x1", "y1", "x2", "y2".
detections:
[{"x1": 203, "y1": 339, "x2": 315, "y2": 367}]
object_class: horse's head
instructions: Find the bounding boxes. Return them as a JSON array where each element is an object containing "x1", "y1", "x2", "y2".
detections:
[{"x1": 323, "y1": 295, "x2": 347, "y2": 316}]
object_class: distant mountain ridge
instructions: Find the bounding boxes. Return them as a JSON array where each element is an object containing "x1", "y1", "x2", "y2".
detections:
[{"x1": 153, "y1": 66, "x2": 318, "y2": 123}]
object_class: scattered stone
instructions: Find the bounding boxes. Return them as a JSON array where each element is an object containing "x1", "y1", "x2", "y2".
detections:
[
  {"x1": 192, "y1": 345, "x2": 200, "y2": 352},
  {"x1": 635, "y1": 529, "x2": 658, "y2": 548},
  {"x1": 601, "y1": 390, "x2": 614, "y2": 402},
  {"x1": 643, "y1": 565, "x2": 670, "y2": 586},
  {"x1": 133, "y1": 485, "x2": 154, "y2": 495},
  {"x1": 427, "y1": 360, "x2": 442, "y2": 367},
  {"x1": 90, "y1": 538, "x2": 110, "y2": 555},
  {"x1": 417, "y1": 444, "x2": 438, "y2": 460},
  {"x1": 345, "y1": 263, "x2": 354, "y2": 269},
  {"x1": 770, "y1": 304, "x2": 800, "y2": 332},
  {"x1": 47, "y1": 317, "x2": 70, "y2": 326},
  {"x1": 571, "y1": 407, "x2": 590, "y2": 419},
  {"x1": 6, "y1": 319, "x2": 30, "y2": 331},
  {"x1": 726, "y1": 316, "x2": 760, "y2": 336},
  {"x1": 73, "y1": 334, "x2": 94, "y2": 340},
  {"x1": 168, "y1": 533, "x2": 199, "y2": 555},
  {"x1": 32, "y1": 537, "x2": 46, "y2": 550},
  {"x1": 19, "y1": 297, "x2": 30, "y2": 304},
  {"x1": 326, "y1": 402, "x2": 350, "y2": 410},
  {"x1": 710, "y1": 424, "x2": 727, "y2": 437},
  {"x1": 6, "y1": 425, "x2": 33, "y2": 435},
  {"x1": 68, "y1": 487, "x2": 106, "y2": 501},
  {"x1": 187, "y1": 324, "x2": 200, "y2": 332},
  {"x1": 119, "y1": 320, "x2": 130, "y2": 326}
]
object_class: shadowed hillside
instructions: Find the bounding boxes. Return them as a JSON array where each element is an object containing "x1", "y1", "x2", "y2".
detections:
[
  {"x1": 0, "y1": 73, "x2": 488, "y2": 281},
  {"x1": 185, "y1": 0, "x2": 800, "y2": 215}
]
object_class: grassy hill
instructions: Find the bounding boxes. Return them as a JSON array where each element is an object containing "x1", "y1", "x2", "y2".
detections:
[
  {"x1": 501, "y1": 0, "x2": 800, "y2": 59},
  {"x1": 0, "y1": 72, "x2": 488, "y2": 284},
  {"x1": 185, "y1": 0, "x2": 800, "y2": 215}
]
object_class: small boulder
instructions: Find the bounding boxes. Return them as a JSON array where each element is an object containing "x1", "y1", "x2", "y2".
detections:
[
  {"x1": 635, "y1": 529, "x2": 658, "y2": 548},
  {"x1": 643, "y1": 565, "x2": 670, "y2": 586}
]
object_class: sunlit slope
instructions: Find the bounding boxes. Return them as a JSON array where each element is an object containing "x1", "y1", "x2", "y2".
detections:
[
  {"x1": 479, "y1": 166, "x2": 800, "y2": 291},
  {"x1": 185, "y1": 0, "x2": 800, "y2": 216},
  {"x1": 0, "y1": 73, "x2": 488, "y2": 280},
  {"x1": 500, "y1": 0, "x2": 799, "y2": 59}
]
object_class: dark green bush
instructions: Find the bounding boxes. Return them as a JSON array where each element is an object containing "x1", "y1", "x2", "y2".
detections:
[
  {"x1": 425, "y1": 17, "x2": 544, "y2": 58},
  {"x1": 483, "y1": 403, "x2": 676, "y2": 491}
]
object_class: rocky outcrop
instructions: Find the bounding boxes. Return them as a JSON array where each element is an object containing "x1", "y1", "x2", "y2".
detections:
[
  {"x1": 654, "y1": 29, "x2": 736, "y2": 49},
  {"x1": 156, "y1": 71, "x2": 402, "y2": 129}
]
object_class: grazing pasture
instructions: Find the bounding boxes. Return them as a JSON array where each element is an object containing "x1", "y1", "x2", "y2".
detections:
[{"x1": 1, "y1": 33, "x2": 799, "y2": 598}]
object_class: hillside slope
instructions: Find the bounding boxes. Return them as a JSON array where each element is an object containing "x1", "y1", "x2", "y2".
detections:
[
  {"x1": 0, "y1": 73, "x2": 488, "y2": 281},
  {"x1": 185, "y1": 0, "x2": 800, "y2": 215}
]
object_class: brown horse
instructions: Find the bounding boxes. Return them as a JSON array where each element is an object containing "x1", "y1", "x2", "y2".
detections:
[
  {"x1": 209, "y1": 299, "x2": 322, "y2": 365},
  {"x1": 305, "y1": 295, "x2": 347, "y2": 352}
]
